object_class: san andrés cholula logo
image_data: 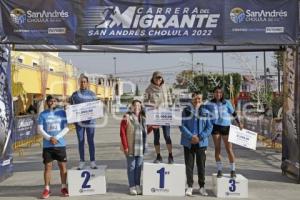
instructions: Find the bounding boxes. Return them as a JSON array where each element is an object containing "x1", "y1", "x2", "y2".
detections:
[
  {"x1": 10, "y1": 8, "x2": 69, "y2": 24},
  {"x1": 230, "y1": 7, "x2": 287, "y2": 24}
]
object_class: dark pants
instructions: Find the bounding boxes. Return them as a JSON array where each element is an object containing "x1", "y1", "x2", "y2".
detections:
[
  {"x1": 153, "y1": 126, "x2": 172, "y2": 145},
  {"x1": 184, "y1": 146, "x2": 207, "y2": 188}
]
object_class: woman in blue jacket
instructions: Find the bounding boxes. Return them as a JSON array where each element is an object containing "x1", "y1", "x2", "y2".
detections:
[
  {"x1": 180, "y1": 93, "x2": 213, "y2": 196},
  {"x1": 209, "y1": 86, "x2": 242, "y2": 178}
]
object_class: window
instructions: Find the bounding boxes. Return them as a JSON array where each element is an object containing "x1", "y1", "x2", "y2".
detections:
[
  {"x1": 17, "y1": 57, "x2": 23, "y2": 63},
  {"x1": 32, "y1": 62, "x2": 38, "y2": 67}
]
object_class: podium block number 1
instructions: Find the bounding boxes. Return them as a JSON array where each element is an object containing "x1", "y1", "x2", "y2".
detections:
[
  {"x1": 229, "y1": 179, "x2": 236, "y2": 192},
  {"x1": 157, "y1": 167, "x2": 170, "y2": 189},
  {"x1": 81, "y1": 171, "x2": 91, "y2": 189}
]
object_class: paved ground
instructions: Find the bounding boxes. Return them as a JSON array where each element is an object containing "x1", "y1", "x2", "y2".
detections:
[{"x1": 0, "y1": 114, "x2": 299, "y2": 200}]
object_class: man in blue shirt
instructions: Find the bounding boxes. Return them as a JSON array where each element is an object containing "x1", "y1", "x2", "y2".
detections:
[
  {"x1": 180, "y1": 93, "x2": 212, "y2": 196},
  {"x1": 70, "y1": 75, "x2": 98, "y2": 170},
  {"x1": 38, "y1": 95, "x2": 69, "y2": 199}
]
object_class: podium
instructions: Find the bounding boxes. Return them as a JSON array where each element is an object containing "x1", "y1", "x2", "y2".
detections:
[
  {"x1": 143, "y1": 162, "x2": 186, "y2": 196},
  {"x1": 68, "y1": 165, "x2": 107, "y2": 196},
  {"x1": 212, "y1": 173, "x2": 248, "y2": 198}
]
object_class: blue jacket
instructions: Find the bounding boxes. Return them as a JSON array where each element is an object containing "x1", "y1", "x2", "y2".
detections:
[
  {"x1": 179, "y1": 105, "x2": 213, "y2": 149},
  {"x1": 206, "y1": 99, "x2": 235, "y2": 126}
]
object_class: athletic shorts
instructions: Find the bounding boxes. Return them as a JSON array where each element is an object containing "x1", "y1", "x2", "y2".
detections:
[
  {"x1": 43, "y1": 147, "x2": 67, "y2": 164},
  {"x1": 212, "y1": 124, "x2": 230, "y2": 135}
]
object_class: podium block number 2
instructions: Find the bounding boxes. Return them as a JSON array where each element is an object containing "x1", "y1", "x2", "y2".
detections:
[
  {"x1": 157, "y1": 167, "x2": 170, "y2": 189},
  {"x1": 229, "y1": 179, "x2": 236, "y2": 192},
  {"x1": 81, "y1": 171, "x2": 91, "y2": 189}
]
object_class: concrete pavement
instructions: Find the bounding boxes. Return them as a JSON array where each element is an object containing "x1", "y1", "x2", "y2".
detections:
[{"x1": 0, "y1": 114, "x2": 299, "y2": 200}]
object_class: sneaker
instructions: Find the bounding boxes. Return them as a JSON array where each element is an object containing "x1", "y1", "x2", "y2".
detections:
[
  {"x1": 61, "y1": 188, "x2": 69, "y2": 197},
  {"x1": 77, "y1": 161, "x2": 85, "y2": 170},
  {"x1": 129, "y1": 186, "x2": 138, "y2": 195},
  {"x1": 153, "y1": 155, "x2": 163, "y2": 163},
  {"x1": 41, "y1": 189, "x2": 51, "y2": 199},
  {"x1": 199, "y1": 187, "x2": 208, "y2": 196},
  {"x1": 90, "y1": 161, "x2": 98, "y2": 169},
  {"x1": 185, "y1": 187, "x2": 193, "y2": 196},
  {"x1": 136, "y1": 185, "x2": 142, "y2": 195},
  {"x1": 217, "y1": 170, "x2": 223, "y2": 178},
  {"x1": 230, "y1": 170, "x2": 236, "y2": 178},
  {"x1": 168, "y1": 155, "x2": 174, "y2": 164}
]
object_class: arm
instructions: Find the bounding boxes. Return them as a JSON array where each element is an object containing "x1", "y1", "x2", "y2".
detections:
[
  {"x1": 199, "y1": 112, "x2": 213, "y2": 139},
  {"x1": 38, "y1": 125, "x2": 51, "y2": 141},
  {"x1": 227, "y1": 101, "x2": 241, "y2": 127},
  {"x1": 55, "y1": 127, "x2": 69, "y2": 140},
  {"x1": 120, "y1": 117, "x2": 129, "y2": 151},
  {"x1": 179, "y1": 110, "x2": 194, "y2": 140}
]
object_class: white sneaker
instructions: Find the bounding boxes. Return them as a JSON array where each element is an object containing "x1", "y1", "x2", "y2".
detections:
[
  {"x1": 199, "y1": 187, "x2": 208, "y2": 196},
  {"x1": 129, "y1": 187, "x2": 137, "y2": 195},
  {"x1": 90, "y1": 161, "x2": 98, "y2": 169},
  {"x1": 185, "y1": 187, "x2": 193, "y2": 196},
  {"x1": 77, "y1": 161, "x2": 85, "y2": 170},
  {"x1": 136, "y1": 185, "x2": 142, "y2": 195}
]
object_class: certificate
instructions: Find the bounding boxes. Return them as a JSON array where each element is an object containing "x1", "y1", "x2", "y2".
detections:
[
  {"x1": 228, "y1": 125, "x2": 258, "y2": 150},
  {"x1": 145, "y1": 107, "x2": 182, "y2": 126},
  {"x1": 66, "y1": 100, "x2": 104, "y2": 123}
]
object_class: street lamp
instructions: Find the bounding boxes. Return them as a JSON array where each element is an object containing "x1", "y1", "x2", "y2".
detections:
[
  {"x1": 255, "y1": 56, "x2": 258, "y2": 79},
  {"x1": 113, "y1": 57, "x2": 117, "y2": 76}
]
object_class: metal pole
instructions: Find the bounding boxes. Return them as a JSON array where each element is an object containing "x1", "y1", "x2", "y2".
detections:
[
  {"x1": 263, "y1": 51, "x2": 267, "y2": 94},
  {"x1": 255, "y1": 56, "x2": 258, "y2": 79},
  {"x1": 277, "y1": 58, "x2": 281, "y2": 93},
  {"x1": 191, "y1": 53, "x2": 194, "y2": 78},
  {"x1": 113, "y1": 57, "x2": 116, "y2": 76},
  {"x1": 222, "y1": 52, "x2": 225, "y2": 87}
]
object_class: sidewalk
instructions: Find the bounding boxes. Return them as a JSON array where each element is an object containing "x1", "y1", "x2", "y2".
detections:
[{"x1": 0, "y1": 114, "x2": 299, "y2": 200}]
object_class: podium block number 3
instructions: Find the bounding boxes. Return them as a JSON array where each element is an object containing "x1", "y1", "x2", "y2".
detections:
[
  {"x1": 81, "y1": 171, "x2": 91, "y2": 189},
  {"x1": 157, "y1": 167, "x2": 170, "y2": 189},
  {"x1": 229, "y1": 179, "x2": 236, "y2": 192}
]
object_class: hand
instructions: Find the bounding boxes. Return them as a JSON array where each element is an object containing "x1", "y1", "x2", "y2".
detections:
[
  {"x1": 124, "y1": 148, "x2": 129, "y2": 156},
  {"x1": 50, "y1": 137, "x2": 58, "y2": 145},
  {"x1": 191, "y1": 135, "x2": 199, "y2": 144},
  {"x1": 151, "y1": 125, "x2": 160, "y2": 129},
  {"x1": 239, "y1": 123, "x2": 244, "y2": 130}
]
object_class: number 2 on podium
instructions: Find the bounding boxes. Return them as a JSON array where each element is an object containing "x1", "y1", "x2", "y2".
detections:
[
  {"x1": 157, "y1": 167, "x2": 165, "y2": 188},
  {"x1": 81, "y1": 171, "x2": 91, "y2": 189}
]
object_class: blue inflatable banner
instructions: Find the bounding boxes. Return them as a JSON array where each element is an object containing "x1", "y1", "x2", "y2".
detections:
[{"x1": 0, "y1": 0, "x2": 297, "y2": 45}]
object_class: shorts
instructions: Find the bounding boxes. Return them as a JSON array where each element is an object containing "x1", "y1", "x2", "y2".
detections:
[
  {"x1": 43, "y1": 147, "x2": 67, "y2": 164},
  {"x1": 212, "y1": 125, "x2": 230, "y2": 135}
]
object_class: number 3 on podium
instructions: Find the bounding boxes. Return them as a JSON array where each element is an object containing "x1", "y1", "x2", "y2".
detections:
[
  {"x1": 81, "y1": 171, "x2": 91, "y2": 189},
  {"x1": 229, "y1": 179, "x2": 236, "y2": 192}
]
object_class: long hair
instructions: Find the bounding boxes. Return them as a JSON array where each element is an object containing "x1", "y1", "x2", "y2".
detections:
[{"x1": 212, "y1": 86, "x2": 225, "y2": 103}]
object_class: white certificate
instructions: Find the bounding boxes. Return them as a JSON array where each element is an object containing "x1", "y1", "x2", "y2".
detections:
[
  {"x1": 228, "y1": 125, "x2": 258, "y2": 150},
  {"x1": 145, "y1": 107, "x2": 182, "y2": 126},
  {"x1": 66, "y1": 100, "x2": 104, "y2": 123}
]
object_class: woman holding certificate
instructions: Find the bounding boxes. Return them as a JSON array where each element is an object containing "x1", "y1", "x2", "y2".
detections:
[
  {"x1": 120, "y1": 99, "x2": 147, "y2": 195},
  {"x1": 70, "y1": 74, "x2": 98, "y2": 170},
  {"x1": 209, "y1": 86, "x2": 243, "y2": 178},
  {"x1": 144, "y1": 71, "x2": 174, "y2": 164}
]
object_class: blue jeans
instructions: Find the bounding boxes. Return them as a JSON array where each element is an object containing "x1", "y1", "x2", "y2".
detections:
[
  {"x1": 75, "y1": 124, "x2": 95, "y2": 162},
  {"x1": 153, "y1": 125, "x2": 172, "y2": 145},
  {"x1": 126, "y1": 155, "x2": 143, "y2": 187}
]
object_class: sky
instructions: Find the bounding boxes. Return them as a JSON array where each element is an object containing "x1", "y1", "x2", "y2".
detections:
[{"x1": 59, "y1": 51, "x2": 276, "y2": 91}]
